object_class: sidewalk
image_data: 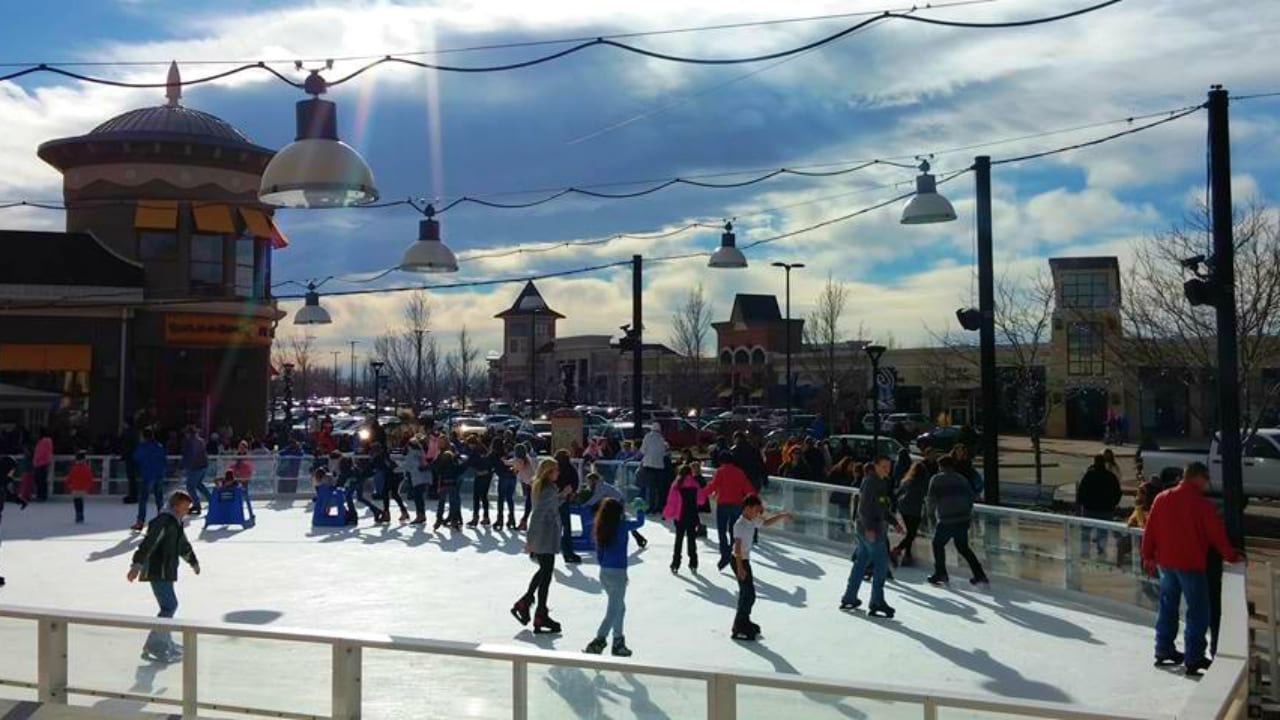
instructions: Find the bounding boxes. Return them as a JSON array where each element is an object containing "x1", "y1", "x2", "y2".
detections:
[{"x1": 998, "y1": 434, "x2": 1136, "y2": 460}]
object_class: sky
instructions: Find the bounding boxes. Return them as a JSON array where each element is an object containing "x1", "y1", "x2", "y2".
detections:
[{"x1": 1, "y1": 0, "x2": 1277, "y2": 366}]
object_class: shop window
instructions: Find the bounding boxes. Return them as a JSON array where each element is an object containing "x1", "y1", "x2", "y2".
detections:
[
  {"x1": 234, "y1": 236, "x2": 255, "y2": 298},
  {"x1": 1067, "y1": 322, "x2": 1105, "y2": 375},
  {"x1": 139, "y1": 231, "x2": 178, "y2": 261},
  {"x1": 190, "y1": 234, "x2": 225, "y2": 296}
]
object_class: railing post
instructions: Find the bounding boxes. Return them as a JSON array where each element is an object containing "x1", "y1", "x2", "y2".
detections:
[
  {"x1": 1064, "y1": 519, "x2": 1080, "y2": 591},
  {"x1": 1270, "y1": 563, "x2": 1279, "y2": 702},
  {"x1": 922, "y1": 696, "x2": 938, "y2": 720},
  {"x1": 37, "y1": 618, "x2": 68, "y2": 704},
  {"x1": 707, "y1": 674, "x2": 736, "y2": 720},
  {"x1": 332, "y1": 641, "x2": 362, "y2": 720},
  {"x1": 181, "y1": 629, "x2": 198, "y2": 718},
  {"x1": 512, "y1": 659, "x2": 528, "y2": 720}
]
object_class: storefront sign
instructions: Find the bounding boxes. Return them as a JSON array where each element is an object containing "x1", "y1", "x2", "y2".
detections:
[
  {"x1": 549, "y1": 408, "x2": 583, "y2": 454},
  {"x1": 164, "y1": 314, "x2": 272, "y2": 347}
]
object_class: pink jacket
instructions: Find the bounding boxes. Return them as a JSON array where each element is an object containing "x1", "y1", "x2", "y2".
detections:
[
  {"x1": 663, "y1": 474, "x2": 702, "y2": 522},
  {"x1": 33, "y1": 437, "x2": 53, "y2": 467}
]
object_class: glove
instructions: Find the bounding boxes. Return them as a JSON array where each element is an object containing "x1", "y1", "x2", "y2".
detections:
[{"x1": 630, "y1": 497, "x2": 648, "y2": 514}]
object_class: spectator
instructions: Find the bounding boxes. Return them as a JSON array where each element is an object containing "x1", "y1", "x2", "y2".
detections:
[{"x1": 1077, "y1": 453, "x2": 1122, "y2": 556}]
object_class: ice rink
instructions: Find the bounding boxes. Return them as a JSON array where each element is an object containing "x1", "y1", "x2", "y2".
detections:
[{"x1": 0, "y1": 498, "x2": 1195, "y2": 719}]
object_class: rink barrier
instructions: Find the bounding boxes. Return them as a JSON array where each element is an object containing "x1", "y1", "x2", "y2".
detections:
[
  {"x1": 1, "y1": 456, "x2": 1250, "y2": 719},
  {"x1": 0, "y1": 604, "x2": 1165, "y2": 720}
]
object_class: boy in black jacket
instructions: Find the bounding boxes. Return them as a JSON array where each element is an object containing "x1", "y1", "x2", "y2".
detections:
[{"x1": 128, "y1": 490, "x2": 200, "y2": 663}]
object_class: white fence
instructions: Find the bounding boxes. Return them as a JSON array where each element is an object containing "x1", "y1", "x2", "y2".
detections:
[{"x1": 0, "y1": 456, "x2": 1251, "y2": 719}]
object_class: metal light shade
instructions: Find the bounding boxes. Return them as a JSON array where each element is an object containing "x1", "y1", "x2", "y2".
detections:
[
  {"x1": 259, "y1": 99, "x2": 378, "y2": 208},
  {"x1": 294, "y1": 289, "x2": 332, "y2": 325},
  {"x1": 864, "y1": 344, "x2": 887, "y2": 363},
  {"x1": 900, "y1": 169, "x2": 956, "y2": 225},
  {"x1": 708, "y1": 221, "x2": 747, "y2": 269},
  {"x1": 400, "y1": 217, "x2": 459, "y2": 273}
]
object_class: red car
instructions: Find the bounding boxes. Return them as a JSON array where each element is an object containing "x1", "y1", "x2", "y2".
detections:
[{"x1": 608, "y1": 418, "x2": 715, "y2": 449}]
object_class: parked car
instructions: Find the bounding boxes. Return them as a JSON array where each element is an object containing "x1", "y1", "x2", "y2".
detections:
[
  {"x1": 485, "y1": 414, "x2": 523, "y2": 434},
  {"x1": 1140, "y1": 429, "x2": 1280, "y2": 498},
  {"x1": 515, "y1": 420, "x2": 553, "y2": 452},
  {"x1": 887, "y1": 413, "x2": 933, "y2": 436},
  {"x1": 450, "y1": 415, "x2": 489, "y2": 439},
  {"x1": 582, "y1": 413, "x2": 611, "y2": 438},
  {"x1": 860, "y1": 413, "x2": 892, "y2": 433},
  {"x1": 825, "y1": 434, "x2": 909, "y2": 463},
  {"x1": 608, "y1": 417, "x2": 714, "y2": 449},
  {"x1": 915, "y1": 425, "x2": 967, "y2": 453}
]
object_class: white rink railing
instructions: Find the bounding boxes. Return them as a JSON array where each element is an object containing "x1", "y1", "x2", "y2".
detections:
[
  {"x1": 2, "y1": 456, "x2": 1250, "y2": 719},
  {"x1": 0, "y1": 604, "x2": 1162, "y2": 720}
]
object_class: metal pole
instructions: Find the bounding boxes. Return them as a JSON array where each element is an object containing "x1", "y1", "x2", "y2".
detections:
[
  {"x1": 975, "y1": 155, "x2": 1001, "y2": 505},
  {"x1": 632, "y1": 255, "x2": 643, "y2": 442},
  {"x1": 785, "y1": 268, "x2": 793, "y2": 427},
  {"x1": 331, "y1": 351, "x2": 341, "y2": 399},
  {"x1": 1208, "y1": 85, "x2": 1244, "y2": 549},
  {"x1": 871, "y1": 356, "x2": 880, "y2": 454},
  {"x1": 348, "y1": 340, "x2": 358, "y2": 407},
  {"x1": 529, "y1": 309, "x2": 537, "y2": 415},
  {"x1": 415, "y1": 329, "x2": 424, "y2": 419}
]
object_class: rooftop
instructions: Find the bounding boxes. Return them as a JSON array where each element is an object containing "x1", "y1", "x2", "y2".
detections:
[{"x1": 0, "y1": 230, "x2": 143, "y2": 287}]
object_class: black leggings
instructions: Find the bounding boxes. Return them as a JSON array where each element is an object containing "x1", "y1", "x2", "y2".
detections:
[
  {"x1": 472, "y1": 474, "x2": 492, "y2": 518},
  {"x1": 382, "y1": 473, "x2": 407, "y2": 518},
  {"x1": 524, "y1": 553, "x2": 556, "y2": 612},
  {"x1": 893, "y1": 514, "x2": 922, "y2": 560},
  {"x1": 672, "y1": 521, "x2": 698, "y2": 569}
]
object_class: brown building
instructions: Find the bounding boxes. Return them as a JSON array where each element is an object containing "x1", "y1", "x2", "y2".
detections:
[{"x1": 0, "y1": 64, "x2": 285, "y2": 442}]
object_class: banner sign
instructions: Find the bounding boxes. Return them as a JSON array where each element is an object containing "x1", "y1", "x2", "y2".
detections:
[{"x1": 164, "y1": 314, "x2": 273, "y2": 347}]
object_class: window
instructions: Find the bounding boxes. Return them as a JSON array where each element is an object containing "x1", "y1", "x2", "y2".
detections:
[
  {"x1": 254, "y1": 242, "x2": 271, "y2": 299},
  {"x1": 720, "y1": 350, "x2": 733, "y2": 365},
  {"x1": 1061, "y1": 271, "x2": 1112, "y2": 309},
  {"x1": 234, "y1": 237, "x2": 255, "y2": 298},
  {"x1": 1067, "y1": 322, "x2": 1104, "y2": 375},
  {"x1": 190, "y1": 234, "x2": 225, "y2": 295},
  {"x1": 1246, "y1": 436, "x2": 1280, "y2": 460},
  {"x1": 734, "y1": 349, "x2": 750, "y2": 365},
  {"x1": 751, "y1": 348, "x2": 767, "y2": 365},
  {"x1": 139, "y1": 232, "x2": 178, "y2": 261}
]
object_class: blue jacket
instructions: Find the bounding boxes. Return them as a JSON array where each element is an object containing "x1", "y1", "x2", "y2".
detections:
[
  {"x1": 133, "y1": 440, "x2": 168, "y2": 482},
  {"x1": 595, "y1": 511, "x2": 645, "y2": 569}
]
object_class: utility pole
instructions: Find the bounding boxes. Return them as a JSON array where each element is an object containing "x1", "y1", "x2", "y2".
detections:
[
  {"x1": 771, "y1": 262, "x2": 805, "y2": 428},
  {"x1": 331, "y1": 351, "x2": 341, "y2": 399},
  {"x1": 1208, "y1": 85, "x2": 1243, "y2": 549},
  {"x1": 975, "y1": 155, "x2": 1000, "y2": 505},
  {"x1": 632, "y1": 255, "x2": 643, "y2": 441},
  {"x1": 414, "y1": 329, "x2": 424, "y2": 420},
  {"x1": 348, "y1": 340, "x2": 359, "y2": 407}
]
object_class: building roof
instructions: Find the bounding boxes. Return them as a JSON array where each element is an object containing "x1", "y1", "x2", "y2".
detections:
[
  {"x1": 0, "y1": 230, "x2": 144, "y2": 287},
  {"x1": 729, "y1": 294, "x2": 783, "y2": 324},
  {"x1": 495, "y1": 281, "x2": 564, "y2": 319},
  {"x1": 1048, "y1": 256, "x2": 1120, "y2": 273}
]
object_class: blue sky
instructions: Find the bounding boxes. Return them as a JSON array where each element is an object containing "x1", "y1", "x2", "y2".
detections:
[{"x1": 1, "y1": 0, "x2": 1277, "y2": 361}]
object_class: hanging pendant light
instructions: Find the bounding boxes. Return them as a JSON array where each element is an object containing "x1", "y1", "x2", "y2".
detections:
[
  {"x1": 259, "y1": 68, "x2": 378, "y2": 208},
  {"x1": 294, "y1": 281, "x2": 332, "y2": 325},
  {"x1": 400, "y1": 204, "x2": 459, "y2": 273},
  {"x1": 708, "y1": 221, "x2": 748, "y2": 269},
  {"x1": 900, "y1": 159, "x2": 957, "y2": 225}
]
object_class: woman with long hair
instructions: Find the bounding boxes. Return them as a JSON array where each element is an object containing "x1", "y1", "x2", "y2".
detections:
[
  {"x1": 584, "y1": 497, "x2": 645, "y2": 656},
  {"x1": 510, "y1": 444, "x2": 536, "y2": 531},
  {"x1": 466, "y1": 436, "x2": 495, "y2": 528},
  {"x1": 891, "y1": 461, "x2": 929, "y2": 567},
  {"x1": 664, "y1": 463, "x2": 703, "y2": 574},
  {"x1": 511, "y1": 459, "x2": 569, "y2": 633}
]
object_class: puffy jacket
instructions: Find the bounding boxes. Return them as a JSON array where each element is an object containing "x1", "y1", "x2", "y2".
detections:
[
  {"x1": 1077, "y1": 468, "x2": 1121, "y2": 515},
  {"x1": 130, "y1": 511, "x2": 199, "y2": 582},
  {"x1": 926, "y1": 471, "x2": 975, "y2": 525},
  {"x1": 1141, "y1": 481, "x2": 1240, "y2": 572},
  {"x1": 699, "y1": 464, "x2": 754, "y2": 506},
  {"x1": 664, "y1": 474, "x2": 702, "y2": 525},
  {"x1": 896, "y1": 475, "x2": 928, "y2": 518},
  {"x1": 596, "y1": 512, "x2": 645, "y2": 569},
  {"x1": 133, "y1": 441, "x2": 168, "y2": 482},
  {"x1": 65, "y1": 462, "x2": 94, "y2": 494}
]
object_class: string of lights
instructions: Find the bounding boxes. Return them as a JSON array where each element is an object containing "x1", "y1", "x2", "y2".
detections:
[{"x1": 0, "y1": 0, "x2": 1121, "y2": 86}]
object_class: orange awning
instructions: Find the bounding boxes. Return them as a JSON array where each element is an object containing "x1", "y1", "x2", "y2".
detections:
[
  {"x1": 192, "y1": 203, "x2": 236, "y2": 234},
  {"x1": 269, "y1": 219, "x2": 290, "y2": 249},
  {"x1": 0, "y1": 344, "x2": 91, "y2": 371},
  {"x1": 134, "y1": 200, "x2": 178, "y2": 230},
  {"x1": 239, "y1": 207, "x2": 273, "y2": 239}
]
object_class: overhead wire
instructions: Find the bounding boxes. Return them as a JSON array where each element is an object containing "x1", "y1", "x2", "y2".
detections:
[{"x1": 0, "y1": 0, "x2": 1122, "y2": 86}]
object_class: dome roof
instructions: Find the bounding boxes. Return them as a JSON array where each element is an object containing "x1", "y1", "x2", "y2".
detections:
[{"x1": 89, "y1": 105, "x2": 255, "y2": 145}]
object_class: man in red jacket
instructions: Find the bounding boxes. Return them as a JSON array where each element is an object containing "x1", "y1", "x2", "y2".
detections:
[
  {"x1": 1140, "y1": 462, "x2": 1242, "y2": 675},
  {"x1": 700, "y1": 453, "x2": 756, "y2": 572}
]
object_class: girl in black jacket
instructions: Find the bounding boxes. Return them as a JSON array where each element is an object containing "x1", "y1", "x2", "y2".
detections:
[{"x1": 466, "y1": 439, "x2": 496, "y2": 527}]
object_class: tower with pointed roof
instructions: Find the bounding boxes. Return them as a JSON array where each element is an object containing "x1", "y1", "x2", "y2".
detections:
[{"x1": 495, "y1": 282, "x2": 564, "y2": 403}]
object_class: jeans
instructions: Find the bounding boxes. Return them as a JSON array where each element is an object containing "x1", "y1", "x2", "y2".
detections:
[
  {"x1": 144, "y1": 580, "x2": 179, "y2": 654},
  {"x1": 932, "y1": 521, "x2": 987, "y2": 581},
  {"x1": 892, "y1": 514, "x2": 922, "y2": 562},
  {"x1": 1079, "y1": 510, "x2": 1111, "y2": 557},
  {"x1": 373, "y1": 469, "x2": 386, "y2": 499},
  {"x1": 346, "y1": 477, "x2": 379, "y2": 518},
  {"x1": 185, "y1": 467, "x2": 210, "y2": 508},
  {"x1": 1156, "y1": 567, "x2": 1210, "y2": 665},
  {"x1": 382, "y1": 473, "x2": 407, "y2": 519},
  {"x1": 437, "y1": 483, "x2": 462, "y2": 524},
  {"x1": 472, "y1": 474, "x2": 492, "y2": 520},
  {"x1": 716, "y1": 504, "x2": 743, "y2": 566},
  {"x1": 560, "y1": 501, "x2": 575, "y2": 556},
  {"x1": 34, "y1": 464, "x2": 51, "y2": 501},
  {"x1": 520, "y1": 483, "x2": 532, "y2": 524},
  {"x1": 73, "y1": 495, "x2": 85, "y2": 523},
  {"x1": 844, "y1": 531, "x2": 889, "y2": 606},
  {"x1": 596, "y1": 568, "x2": 628, "y2": 640},
  {"x1": 136, "y1": 476, "x2": 164, "y2": 523},
  {"x1": 734, "y1": 559, "x2": 756, "y2": 628},
  {"x1": 411, "y1": 483, "x2": 428, "y2": 517},
  {"x1": 497, "y1": 476, "x2": 517, "y2": 521}
]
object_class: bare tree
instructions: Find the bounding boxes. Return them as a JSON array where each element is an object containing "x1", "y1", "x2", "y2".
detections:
[
  {"x1": 931, "y1": 270, "x2": 1057, "y2": 484},
  {"x1": 286, "y1": 333, "x2": 316, "y2": 401},
  {"x1": 1118, "y1": 201, "x2": 1280, "y2": 438},
  {"x1": 446, "y1": 326, "x2": 480, "y2": 407},
  {"x1": 669, "y1": 283, "x2": 714, "y2": 409},
  {"x1": 803, "y1": 274, "x2": 864, "y2": 431},
  {"x1": 371, "y1": 291, "x2": 433, "y2": 409}
]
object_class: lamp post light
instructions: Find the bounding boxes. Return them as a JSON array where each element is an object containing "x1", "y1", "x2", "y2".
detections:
[
  {"x1": 348, "y1": 340, "x2": 360, "y2": 407},
  {"x1": 399, "y1": 203, "x2": 459, "y2": 273},
  {"x1": 771, "y1": 262, "x2": 805, "y2": 429},
  {"x1": 370, "y1": 361, "x2": 385, "y2": 416},
  {"x1": 294, "y1": 281, "x2": 333, "y2": 325},
  {"x1": 282, "y1": 362, "x2": 295, "y2": 430},
  {"x1": 331, "y1": 351, "x2": 341, "y2": 399},
  {"x1": 864, "y1": 345, "x2": 886, "y2": 456},
  {"x1": 708, "y1": 221, "x2": 748, "y2": 269}
]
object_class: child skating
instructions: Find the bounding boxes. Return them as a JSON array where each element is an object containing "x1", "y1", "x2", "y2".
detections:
[
  {"x1": 128, "y1": 490, "x2": 200, "y2": 663},
  {"x1": 512, "y1": 459, "x2": 571, "y2": 634},
  {"x1": 66, "y1": 451, "x2": 94, "y2": 524},
  {"x1": 664, "y1": 463, "x2": 702, "y2": 574},
  {"x1": 584, "y1": 497, "x2": 645, "y2": 657},
  {"x1": 731, "y1": 495, "x2": 791, "y2": 641}
]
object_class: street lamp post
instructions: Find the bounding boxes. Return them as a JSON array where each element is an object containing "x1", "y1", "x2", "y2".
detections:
[
  {"x1": 864, "y1": 345, "x2": 886, "y2": 457},
  {"x1": 331, "y1": 351, "x2": 341, "y2": 399},
  {"x1": 282, "y1": 362, "x2": 295, "y2": 434},
  {"x1": 771, "y1": 262, "x2": 805, "y2": 429},
  {"x1": 348, "y1": 340, "x2": 360, "y2": 407},
  {"x1": 370, "y1": 361, "x2": 385, "y2": 416}
]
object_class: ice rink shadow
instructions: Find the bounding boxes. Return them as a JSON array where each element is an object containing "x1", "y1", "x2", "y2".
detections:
[
  {"x1": 86, "y1": 534, "x2": 142, "y2": 562},
  {"x1": 224, "y1": 609, "x2": 283, "y2": 625},
  {"x1": 556, "y1": 563, "x2": 602, "y2": 595},
  {"x1": 543, "y1": 665, "x2": 675, "y2": 720},
  {"x1": 875, "y1": 620, "x2": 1073, "y2": 703},
  {"x1": 198, "y1": 526, "x2": 248, "y2": 542},
  {"x1": 735, "y1": 640, "x2": 868, "y2": 719},
  {"x1": 890, "y1": 582, "x2": 985, "y2": 623},
  {"x1": 470, "y1": 529, "x2": 527, "y2": 555},
  {"x1": 952, "y1": 586, "x2": 1102, "y2": 645}
]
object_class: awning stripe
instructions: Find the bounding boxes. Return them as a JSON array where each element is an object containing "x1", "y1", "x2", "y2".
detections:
[
  {"x1": 269, "y1": 219, "x2": 290, "y2": 249},
  {"x1": 238, "y1": 207, "x2": 274, "y2": 239},
  {"x1": 134, "y1": 200, "x2": 178, "y2": 230},
  {"x1": 192, "y1": 204, "x2": 236, "y2": 234}
]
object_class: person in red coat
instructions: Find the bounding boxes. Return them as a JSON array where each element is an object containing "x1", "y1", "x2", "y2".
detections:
[
  {"x1": 65, "y1": 451, "x2": 95, "y2": 524},
  {"x1": 1140, "y1": 461, "x2": 1243, "y2": 675},
  {"x1": 699, "y1": 453, "x2": 756, "y2": 572}
]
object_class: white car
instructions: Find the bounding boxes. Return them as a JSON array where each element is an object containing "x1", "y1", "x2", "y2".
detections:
[{"x1": 1141, "y1": 428, "x2": 1280, "y2": 498}]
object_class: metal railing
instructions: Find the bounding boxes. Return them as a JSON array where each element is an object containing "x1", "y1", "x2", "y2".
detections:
[{"x1": 0, "y1": 604, "x2": 1161, "y2": 720}]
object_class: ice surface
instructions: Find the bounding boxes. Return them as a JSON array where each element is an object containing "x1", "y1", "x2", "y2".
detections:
[{"x1": 0, "y1": 499, "x2": 1191, "y2": 718}]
